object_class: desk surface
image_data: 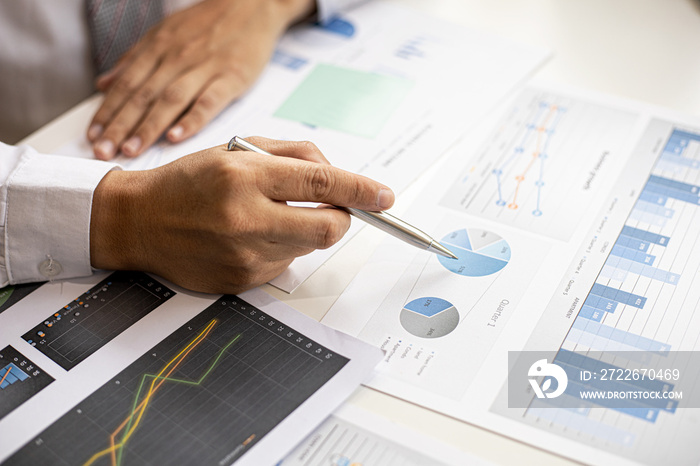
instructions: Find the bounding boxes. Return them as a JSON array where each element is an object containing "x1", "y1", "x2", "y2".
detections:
[{"x1": 21, "y1": 1, "x2": 700, "y2": 464}]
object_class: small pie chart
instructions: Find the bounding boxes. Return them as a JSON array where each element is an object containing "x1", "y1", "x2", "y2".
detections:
[
  {"x1": 400, "y1": 297, "x2": 459, "y2": 339},
  {"x1": 437, "y1": 228, "x2": 510, "y2": 276}
]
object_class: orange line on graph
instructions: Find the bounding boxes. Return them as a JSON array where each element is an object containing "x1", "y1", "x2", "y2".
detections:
[
  {"x1": 508, "y1": 105, "x2": 557, "y2": 210},
  {"x1": 83, "y1": 319, "x2": 217, "y2": 466},
  {"x1": 0, "y1": 366, "x2": 11, "y2": 386}
]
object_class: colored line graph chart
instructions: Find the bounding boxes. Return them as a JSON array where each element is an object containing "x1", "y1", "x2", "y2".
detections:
[
  {"x1": 10, "y1": 296, "x2": 349, "y2": 466},
  {"x1": 441, "y1": 88, "x2": 638, "y2": 240},
  {"x1": 83, "y1": 321, "x2": 240, "y2": 466},
  {"x1": 493, "y1": 101, "x2": 564, "y2": 216}
]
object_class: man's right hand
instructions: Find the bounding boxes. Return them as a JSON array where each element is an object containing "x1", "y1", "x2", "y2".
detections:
[{"x1": 89, "y1": 138, "x2": 395, "y2": 294}]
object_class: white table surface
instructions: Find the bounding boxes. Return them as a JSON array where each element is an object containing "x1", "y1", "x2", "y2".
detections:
[{"x1": 20, "y1": 1, "x2": 700, "y2": 464}]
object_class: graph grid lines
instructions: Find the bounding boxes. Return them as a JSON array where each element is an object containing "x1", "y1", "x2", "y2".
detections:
[
  {"x1": 22, "y1": 272, "x2": 175, "y2": 371},
  {"x1": 525, "y1": 125, "x2": 700, "y2": 448},
  {"x1": 9, "y1": 296, "x2": 349, "y2": 466}
]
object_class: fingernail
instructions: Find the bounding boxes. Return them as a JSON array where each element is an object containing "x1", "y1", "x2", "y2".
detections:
[
  {"x1": 87, "y1": 124, "x2": 103, "y2": 141},
  {"x1": 122, "y1": 136, "x2": 142, "y2": 156},
  {"x1": 94, "y1": 139, "x2": 115, "y2": 160},
  {"x1": 168, "y1": 125, "x2": 184, "y2": 141},
  {"x1": 377, "y1": 189, "x2": 394, "y2": 210}
]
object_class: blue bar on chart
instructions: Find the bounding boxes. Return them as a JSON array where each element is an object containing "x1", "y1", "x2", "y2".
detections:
[
  {"x1": 616, "y1": 235, "x2": 650, "y2": 253},
  {"x1": 645, "y1": 177, "x2": 700, "y2": 205},
  {"x1": 578, "y1": 306, "x2": 604, "y2": 322},
  {"x1": 0, "y1": 363, "x2": 29, "y2": 389},
  {"x1": 638, "y1": 191, "x2": 668, "y2": 206},
  {"x1": 634, "y1": 200, "x2": 675, "y2": 219},
  {"x1": 620, "y1": 226, "x2": 670, "y2": 246},
  {"x1": 589, "y1": 284, "x2": 647, "y2": 309},
  {"x1": 571, "y1": 319, "x2": 671, "y2": 353},
  {"x1": 600, "y1": 256, "x2": 680, "y2": 285},
  {"x1": 648, "y1": 175, "x2": 700, "y2": 194},
  {"x1": 610, "y1": 244, "x2": 656, "y2": 266}
]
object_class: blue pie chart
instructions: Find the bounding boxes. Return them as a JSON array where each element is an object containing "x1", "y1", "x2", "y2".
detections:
[
  {"x1": 438, "y1": 229, "x2": 510, "y2": 276},
  {"x1": 400, "y1": 297, "x2": 459, "y2": 338}
]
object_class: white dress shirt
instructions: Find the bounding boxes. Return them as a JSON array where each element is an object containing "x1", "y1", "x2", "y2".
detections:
[{"x1": 0, "y1": 0, "x2": 365, "y2": 287}]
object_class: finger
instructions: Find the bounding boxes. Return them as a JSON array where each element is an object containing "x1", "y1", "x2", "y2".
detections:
[
  {"x1": 96, "y1": 58, "x2": 197, "y2": 158},
  {"x1": 89, "y1": 57, "x2": 163, "y2": 159},
  {"x1": 121, "y1": 68, "x2": 215, "y2": 156},
  {"x1": 167, "y1": 73, "x2": 246, "y2": 143},
  {"x1": 94, "y1": 31, "x2": 154, "y2": 92},
  {"x1": 263, "y1": 160, "x2": 395, "y2": 211},
  {"x1": 243, "y1": 137, "x2": 330, "y2": 165},
  {"x1": 94, "y1": 53, "x2": 131, "y2": 92},
  {"x1": 263, "y1": 203, "x2": 352, "y2": 250}
]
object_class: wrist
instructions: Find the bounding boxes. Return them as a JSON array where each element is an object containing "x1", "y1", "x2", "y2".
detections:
[{"x1": 90, "y1": 170, "x2": 148, "y2": 272}]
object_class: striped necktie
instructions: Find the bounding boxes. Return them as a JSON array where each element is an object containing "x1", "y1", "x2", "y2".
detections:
[{"x1": 86, "y1": 0, "x2": 164, "y2": 75}]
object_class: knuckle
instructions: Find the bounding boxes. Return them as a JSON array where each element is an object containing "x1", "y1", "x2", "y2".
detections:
[
  {"x1": 162, "y1": 85, "x2": 186, "y2": 105},
  {"x1": 196, "y1": 91, "x2": 218, "y2": 112},
  {"x1": 113, "y1": 74, "x2": 139, "y2": 94},
  {"x1": 175, "y1": 40, "x2": 201, "y2": 60},
  {"x1": 132, "y1": 87, "x2": 156, "y2": 108},
  {"x1": 184, "y1": 107, "x2": 205, "y2": 126},
  {"x1": 305, "y1": 165, "x2": 335, "y2": 200},
  {"x1": 317, "y1": 218, "x2": 344, "y2": 249},
  {"x1": 152, "y1": 30, "x2": 172, "y2": 47},
  {"x1": 298, "y1": 140, "x2": 320, "y2": 154}
]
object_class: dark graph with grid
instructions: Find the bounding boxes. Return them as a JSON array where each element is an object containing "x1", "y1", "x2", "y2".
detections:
[{"x1": 9, "y1": 296, "x2": 348, "y2": 465}]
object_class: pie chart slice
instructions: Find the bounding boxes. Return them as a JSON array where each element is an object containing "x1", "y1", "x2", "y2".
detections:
[
  {"x1": 400, "y1": 297, "x2": 459, "y2": 338},
  {"x1": 438, "y1": 229, "x2": 510, "y2": 276}
]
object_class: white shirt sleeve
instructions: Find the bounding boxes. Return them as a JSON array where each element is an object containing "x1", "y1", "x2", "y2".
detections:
[
  {"x1": 0, "y1": 142, "x2": 119, "y2": 286},
  {"x1": 316, "y1": 0, "x2": 369, "y2": 23}
]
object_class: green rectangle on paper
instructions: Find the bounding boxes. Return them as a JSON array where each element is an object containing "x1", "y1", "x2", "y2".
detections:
[{"x1": 274, "y1": 64, "x2": 413, "y2": 138}]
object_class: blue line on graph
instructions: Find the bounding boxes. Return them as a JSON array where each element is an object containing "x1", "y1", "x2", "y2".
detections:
[{"x1": 493, "y1": 101, "x2": 566, "y2": 216}]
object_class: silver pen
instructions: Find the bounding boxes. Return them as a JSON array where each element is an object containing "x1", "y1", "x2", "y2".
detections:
[{"x1": 227, "y1": 136, "x2": 458, "y2": 260}]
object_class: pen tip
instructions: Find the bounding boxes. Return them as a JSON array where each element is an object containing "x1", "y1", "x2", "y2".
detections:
[{"x1": 430, "y1": 241, "x2": 459, "y2": 260}]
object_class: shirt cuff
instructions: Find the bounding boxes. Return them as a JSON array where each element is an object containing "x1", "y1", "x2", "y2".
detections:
[{"x1": 5, "y1": 149, "x2": 119, "y2": 284}]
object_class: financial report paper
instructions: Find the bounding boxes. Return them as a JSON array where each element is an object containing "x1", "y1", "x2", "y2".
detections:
[
  {"x1": 56, "y1": 1, "x2": 548, "y2": 292},
  {"x1": 0, "y1": 282, "x2": 383, "y2": 465},
  {"x1": 322, "y1": 83, "x2": 700, "y2": 466},
  {"x1": 281, "y1": 404, "x2": 489, "y2": 466}
]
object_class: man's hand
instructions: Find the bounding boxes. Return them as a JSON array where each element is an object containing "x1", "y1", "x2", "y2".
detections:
[
  {"x1": 87, "y1": 0, "x2": 314, "y2": 160},
  {"x1": 89, "y1": 138, "x2": 395, "y2": 294}
]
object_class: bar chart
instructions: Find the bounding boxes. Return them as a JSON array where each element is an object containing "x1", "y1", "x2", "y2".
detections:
[
  {"x1": 520, "y1": 123, "x2": 700, "y2": 463},
  {"x1": 0, "y1": 346, "x2": 54, "y2": 420}
]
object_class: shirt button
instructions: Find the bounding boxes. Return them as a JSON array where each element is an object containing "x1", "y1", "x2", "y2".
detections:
[{"x1": 39, "y1": 258, "x2": 63, "y2": 278}]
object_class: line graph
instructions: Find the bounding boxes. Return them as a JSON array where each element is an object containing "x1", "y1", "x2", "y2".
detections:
[
  {"x1": 441, "y1": 88, "x2": 638, "y2": 240},
  {"x1": 10, "y1": 296, "x2": 349, "y2": 466},
  {"x1": 84, "y1": 319, "x2": 241, "y2": 466},
  {"x1": 493, "y1": 102, "x2": 564, "y2": 215}
]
